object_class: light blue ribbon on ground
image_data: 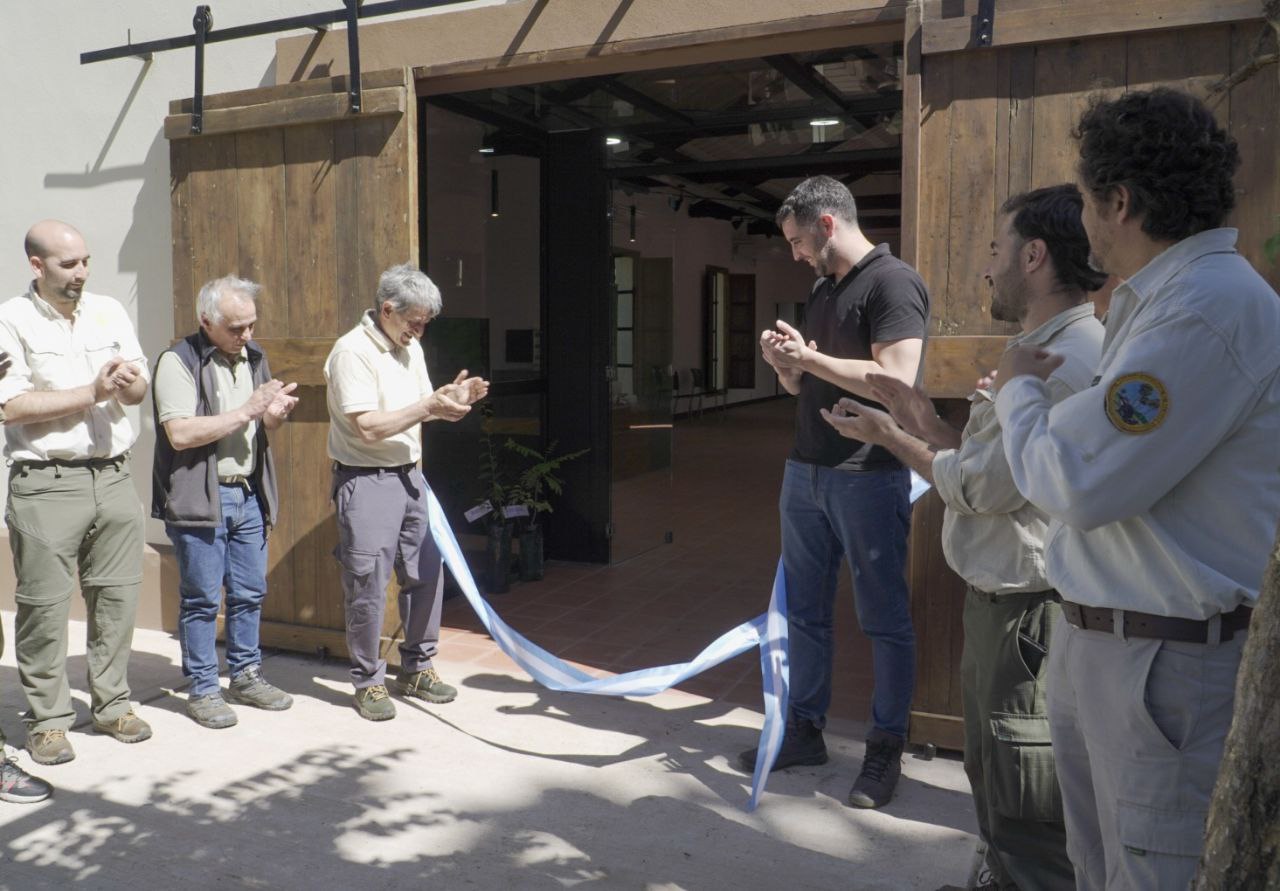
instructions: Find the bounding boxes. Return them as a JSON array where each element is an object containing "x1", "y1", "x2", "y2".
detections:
[{"x1": 426, "y1": 471, "x2": 929, "y2": 811}]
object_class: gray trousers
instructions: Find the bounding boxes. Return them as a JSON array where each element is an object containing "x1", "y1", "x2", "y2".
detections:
[
  {"x1": 962, "y1": 588, "x2": 1073, "y2": 891},
  {"x1": 332, "y1": 466, "x2": 443, "y2": 688},
  {"x1": 1048, "y1": 619, "x2": 1244, "y2": 890}
]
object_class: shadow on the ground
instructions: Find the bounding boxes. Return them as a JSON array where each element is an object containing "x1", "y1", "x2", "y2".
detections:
[{"x1": 0, "y1": 740, "x2": 958, "y2": 890}]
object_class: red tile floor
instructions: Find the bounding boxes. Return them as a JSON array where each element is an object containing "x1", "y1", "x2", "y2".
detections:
[{"x1": 440, "y1": 399, "x2": 876, "y2": 724}]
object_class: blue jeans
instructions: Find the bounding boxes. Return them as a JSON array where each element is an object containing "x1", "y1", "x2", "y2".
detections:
[
  {"x1": 780, "y1": 460, "x2": 915, "y2": 737},
  {"x1": 168, "y1": 484, "x2": 269, "y2": 695}
]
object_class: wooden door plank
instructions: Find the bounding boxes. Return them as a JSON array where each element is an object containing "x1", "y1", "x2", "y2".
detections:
[
  {"x1": 184, "y1": 134, "x2": 240, "y2": 325},
  {"x1": 1226, "y1": 23, "x2": 1280, "y2": 294},
  {"x1": 1124, "y1": 25, "x2": 1233, "y2": 105},
  {"x1": 922, "y1": 335, "x2": 1008, "y2": 398},
  {"x1": 165, "y1": 86, "x2": 406, "y2": 140},
  {"x1": 234, "y1": 130, "x2": 289, "y2": 336},
  {"x1": 169, "y1": 142, "x2": 196, "y2": 339},
  {"x1": 943, "y1": 51, "x2": 1000, "y2": 334},
  {"x1": 916, "y1": 50, "x2": 955, "y2": 332},
  {"x1": 922, "y1": 0, "x2": 1264, "y2": 55},
  {"x1": 1029, "y1": 37, "x2": 1127, "y2": 189}
]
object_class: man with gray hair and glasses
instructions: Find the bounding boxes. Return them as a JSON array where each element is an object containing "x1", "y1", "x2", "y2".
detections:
[
  {"x1": 153, "y1": 275, "x2": 298, "y2": 729},
  {"x1": 325, "y1": 263, "x2": 488, "y2": 721}
]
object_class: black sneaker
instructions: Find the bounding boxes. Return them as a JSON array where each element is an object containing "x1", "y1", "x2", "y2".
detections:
[
  {"x1": 848, "y1": 727, "x2": 904, "y2": 808},
  {"x1": 737, "y1": 717, "x2": 828, "y2": 773},
  {"x1": 1, "y1": 754, "x2": 53, "y2": 804}
]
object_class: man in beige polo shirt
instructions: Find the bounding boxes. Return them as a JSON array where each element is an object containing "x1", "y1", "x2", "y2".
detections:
[
  {"x1": 0, "y1": 220, "x2": 151, "y2": 767},
  {"x1": 152, "y1": 275, "x2": 298, "y2": 730},
  {"x1": 325, "y1": 263, "x2": 487, "y2": 721}
]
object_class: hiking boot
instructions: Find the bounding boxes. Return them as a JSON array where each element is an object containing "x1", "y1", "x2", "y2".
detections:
[
  {"x1": 93, "y1": 710, "x2": 153, "y2": 744},
  {"x1": 27, "y1": 729, "x2": 75, "y2": 765},
  {"x1": 395, "y1": 667, "x2": 457, "y2": 704},
  {"x1": 1, "y1": 754, "x2": 53, "y2": 804},
  {"x1": 354, "y1": 684, "x2": 396, "y2": 721},
  {"x1": 186, "y1": 693, "x2": 238, "y2": 729},
  {"x1": 226, "y1": 665, "x2": 294, "y2": 711},
  {"x1": 737, "y1": 716, "x2": 828, "y2": 773},
  {"x1": 848, "y1": 727, "x2": 905, "y2": 808}
]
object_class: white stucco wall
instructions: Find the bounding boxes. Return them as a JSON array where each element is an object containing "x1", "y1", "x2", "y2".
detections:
[{"x1": 0, "y1": 0, "x2": 511, "y2": 541}]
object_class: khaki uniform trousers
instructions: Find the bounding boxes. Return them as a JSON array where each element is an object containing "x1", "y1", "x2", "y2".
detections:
[
  {"x1": 6, "y1": 459, "x2": 143, "y2": 732},
  {"x1": 962, "y1": 587, "x2": 1074, "y2": 891},
  {"x1": 1048, "y1": 619, "x2": 1243, "y2": 890}
]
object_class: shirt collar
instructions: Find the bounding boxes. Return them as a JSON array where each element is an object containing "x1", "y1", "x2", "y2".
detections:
[
  {"x1": 359, "y1": 309, "x2": 397, "y2": 354},
  {"x1": 1112, "y1": 228, "x2": 1239, "y2": 307},
  {"x1": 1009, "y1": 302, "x2": 1096, "y2": 349},
  {"x1": 27, "y1": 282, "x2": 81, "y2": 321},
  {"x1": 829, "y1": 243, "x2": 891, "y2": 288}
]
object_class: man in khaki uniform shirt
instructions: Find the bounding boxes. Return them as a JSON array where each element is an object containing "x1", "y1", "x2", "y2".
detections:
[
  {"x1": 324, "y1": 263, "x2": 487, "y2": 721},
  {"x1": 824, "y1": 186, "x2": 1105, "y2": 890},
  {"x1": 0, "y1": 220, "x2": 151, "y2": 767}
]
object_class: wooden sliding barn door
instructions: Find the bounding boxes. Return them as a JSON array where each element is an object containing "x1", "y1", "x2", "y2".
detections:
[{"x1": 166, "y1": 69, "x2": 418, "y2": 660}]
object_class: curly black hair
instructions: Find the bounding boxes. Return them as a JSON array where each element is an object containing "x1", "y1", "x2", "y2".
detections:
[
  {"x1": 1073, "y1": 88, "x2": 1240, "y2": 242},
  {"x1": 1002, "y1": 184, "x2": 1108, "y2": 293}
]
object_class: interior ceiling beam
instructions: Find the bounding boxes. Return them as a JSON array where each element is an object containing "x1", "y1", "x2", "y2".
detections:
[
  {"x1": 595, "y1": 77, "x2": 694, "y2": 127},
  {"x1": 508, "y1": 85, "x2": 602, "y2": 131},
  {"x1": 610, "y1": 92, "x2": 901, "y2": 140},
  {"x1": 427, "y1": 95, "x2": 546, "y2": 140},
  {"x1": 610, "y1": 147, "x2": 900, "y2": 180},
  {"x1": 763, "y1": 54, "x2": 851, "y2": 114}
]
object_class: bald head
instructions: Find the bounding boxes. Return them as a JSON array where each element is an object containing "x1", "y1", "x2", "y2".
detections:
[
  {"x1": 25, "y1": 220, "x2": 84, "y2": 261},
  {"x1": 25, "y1": 220, "x2": 90, "y2": 306}
]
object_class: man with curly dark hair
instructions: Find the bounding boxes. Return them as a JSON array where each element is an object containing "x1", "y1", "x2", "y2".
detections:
[{"x1": 993, "y1": 88, "x2": 1280, "y2": 889}]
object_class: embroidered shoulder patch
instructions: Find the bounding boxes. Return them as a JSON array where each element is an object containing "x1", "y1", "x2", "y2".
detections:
[{"x1": 1105, "y1": 373, "x2": 1168, "y2": 434}]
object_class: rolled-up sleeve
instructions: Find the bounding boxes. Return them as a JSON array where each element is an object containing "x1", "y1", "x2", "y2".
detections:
[
  {"x1": 0, "y1": 316, "x2": 33, "y2": 405},
  {"x1": 932, "y1": 399, "x2": 1027, "y2": 517},
  {"x1": 996, "y1": 308, "x2": 1256, "y2": 531}
]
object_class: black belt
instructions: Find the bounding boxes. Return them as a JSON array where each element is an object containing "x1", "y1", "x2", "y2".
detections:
[
  {"x1": 12, "y1": 455, "x2": 127, "y2": 471},
  {"x1": 333, "y1": 461, "x2": 416, "y2": 475},
  {"x1": 1060, "y1": 600, "x2": 1252, "y2": 644}
]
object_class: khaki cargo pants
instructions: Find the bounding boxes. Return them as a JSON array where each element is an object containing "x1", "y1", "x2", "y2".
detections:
[{"x1": 6, "y1": 459, "x2": 143, "y2": 733}]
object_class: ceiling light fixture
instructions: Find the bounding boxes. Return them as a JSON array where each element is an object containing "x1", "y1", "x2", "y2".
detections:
[
  {"x1": 606, "y1": 136, "x2": 623, "y2": 146},
  {"x1": 809, "y1": 118, "x2": 840, "y2": 127}
]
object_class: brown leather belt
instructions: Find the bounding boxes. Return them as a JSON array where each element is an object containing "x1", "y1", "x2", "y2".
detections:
[{"x1": 1060, "y1": 600, "x2": 1252, "y2": 644}]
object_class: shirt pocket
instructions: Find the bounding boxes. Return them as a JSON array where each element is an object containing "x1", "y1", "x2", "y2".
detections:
[{"x1": 26, "y1": 329, "x2": 120, "y2": 391}]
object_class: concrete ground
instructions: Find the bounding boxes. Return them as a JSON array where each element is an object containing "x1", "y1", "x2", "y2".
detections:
[{"x1": 1, "y1": 610, "x2": 979, "y2": 890}]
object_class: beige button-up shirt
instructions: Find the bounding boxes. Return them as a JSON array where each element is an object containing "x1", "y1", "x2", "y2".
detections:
[
  {"x1": 324, "y1": 311, "x2": 432, "y2": 467},
  {"x1": 933, "y1": 304, "x2": 1103, "y2": 594},
  {"x1": 0, "y1": 287, "x2": 149, "y2": 461},
  {"x1": 997, "y1": 228, "x2": 1280, "y2": 618}
]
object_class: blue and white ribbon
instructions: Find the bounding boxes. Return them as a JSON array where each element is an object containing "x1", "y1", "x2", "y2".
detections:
[{"x1": 426, "y1": 470, "x2": 929, "y2": 810}]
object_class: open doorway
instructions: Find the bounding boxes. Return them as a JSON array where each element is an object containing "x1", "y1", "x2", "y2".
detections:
[{"x1": 418, "y1": 41, "x2": 905, "y2": 566}]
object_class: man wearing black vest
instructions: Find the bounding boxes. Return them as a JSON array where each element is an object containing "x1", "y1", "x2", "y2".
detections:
[{"x1": 152, "y1": 275, "x2": 297, "y2": 729}]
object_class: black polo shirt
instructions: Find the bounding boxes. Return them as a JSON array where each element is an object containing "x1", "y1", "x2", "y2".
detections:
[{"x1": 791, "y1": 244, "x2": 930, "y2": 471}]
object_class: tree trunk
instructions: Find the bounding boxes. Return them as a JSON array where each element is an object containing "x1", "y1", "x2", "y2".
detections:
[{"x1": 1194, "y1": 521, "x2": 1280, "y2": 889}]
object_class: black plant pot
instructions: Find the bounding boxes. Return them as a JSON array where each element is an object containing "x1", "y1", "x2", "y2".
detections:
[
  {"x1": 485, "y1": 523, "x2": 512, "y2": 594},
  {"x1": 518, "y1": 525, "x2": 545, "y2": 581}
]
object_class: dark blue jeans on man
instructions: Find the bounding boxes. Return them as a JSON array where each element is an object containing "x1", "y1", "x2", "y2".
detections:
[
  {"x1": 167, "y1": 484, "x2": 268, "y2": 696},
  {"x1": 780, "y1": 460, "x2": 915, "y2": 736}
]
